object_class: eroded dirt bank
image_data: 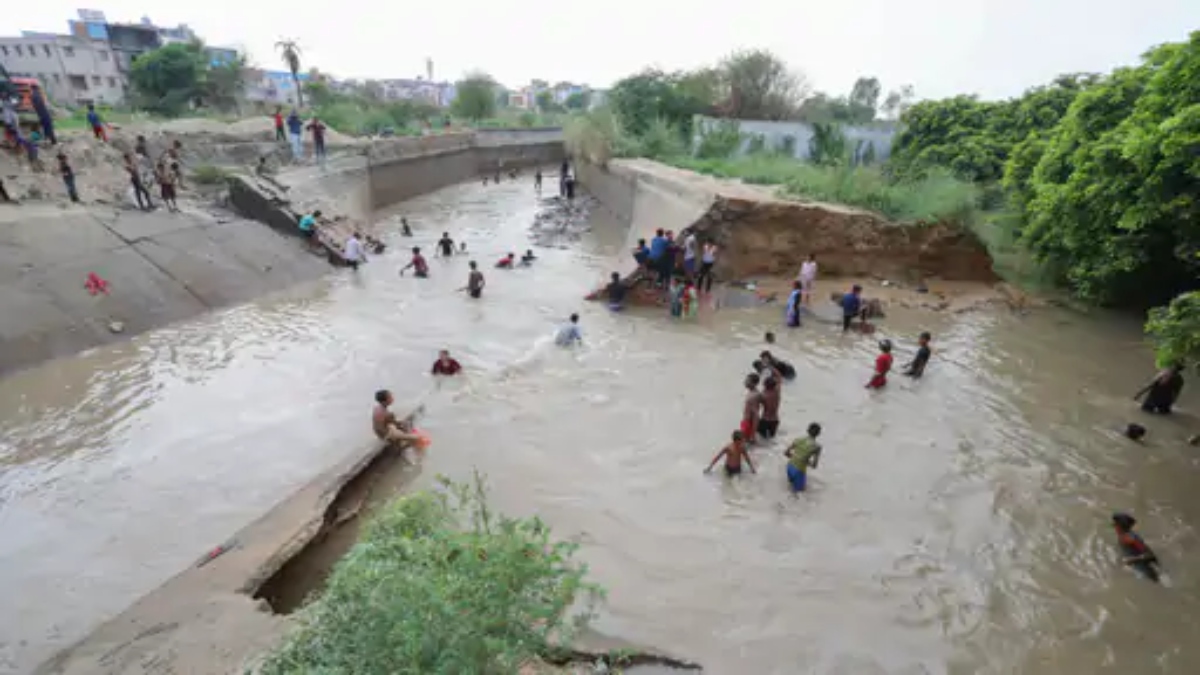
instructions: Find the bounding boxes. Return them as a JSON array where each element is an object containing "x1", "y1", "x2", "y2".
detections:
[{"x1": 580, "y1": 158, "x2": 998, "y2": 284}]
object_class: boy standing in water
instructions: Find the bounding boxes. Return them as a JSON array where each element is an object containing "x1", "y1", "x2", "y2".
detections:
[
  {"x1": 400, "y1": 247, "x2": 430, "y2": 278},
  {"x1": 704, "y1": 430, "x2": 756, "y2": 477},
  {"x1": 904, "y1": 332, "x2": 932, "y2": 378},
  {"x1": 784, "y1": 423, "x2": 823, "y2": 493},
  {"x1": 741, "y1": 373, "x2": 762, "y2": 443},
  {"x1": 758, "y1": 377, "x2": 781, "y2": 439},
  {"x1": 866, "y1": 339, "x2": 893, "y2": 389},
  {"x1": 462, "y1": 261, "x2": 485, "y2": 298}
]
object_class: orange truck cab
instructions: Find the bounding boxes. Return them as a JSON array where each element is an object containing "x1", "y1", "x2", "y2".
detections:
[{"x1": 0, "y1": 64, "x2": 44, "y2": 133}]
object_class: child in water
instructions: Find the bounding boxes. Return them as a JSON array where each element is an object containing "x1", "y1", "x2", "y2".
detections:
[
  {"x1": 704, "y1": 430, "x2": 756, "y2": 477},
  {"x1": 903, "y1": 332, "x2": 932, "y2": 378},
  {"x1": 866, "y1": 339, "x2": 893, "y2": 389},
  {"x1": 784, "y1": 423, "x2": 822, "y2": 492},
  {"x1": 1112, "y1": 512, "x2": 1161, "y2": 582}
]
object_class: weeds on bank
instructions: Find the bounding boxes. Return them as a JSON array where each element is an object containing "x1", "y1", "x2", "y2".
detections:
[
  {"x1": 190, "y1": 164, "x2": 232, "y2": 185},
  {"x1": 668, "y1": 155, "x2": 980, "y2": 224},
  {"x1": 259, "y1": 473, "x2": 601, "y2": 675}
]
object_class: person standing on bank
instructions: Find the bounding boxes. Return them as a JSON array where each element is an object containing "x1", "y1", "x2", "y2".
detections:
[
  {"x1": 57, "y1": 152, "x2": 79, "y2": 203},
  {"x1": 286, "y1": 109, "x2": 304, "y2": 161},
  {"x1": 307, "y1": 116, "x2": 327, "y2": 167},
  {"x1": 31, "y1": 85, "x2": 56, "y2": 145},
  {"x1": 123, "y1": 152, "x2": 153, "y2": 211}
]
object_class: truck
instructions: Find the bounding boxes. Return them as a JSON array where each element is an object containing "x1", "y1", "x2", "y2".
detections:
[{"x1": 0, "y1": 63, "x2": 46, "y2": 134}]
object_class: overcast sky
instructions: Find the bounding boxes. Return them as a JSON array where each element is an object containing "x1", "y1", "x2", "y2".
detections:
[{"x1": 3, "y1": 1, "x2": 1194, "y2": 100}]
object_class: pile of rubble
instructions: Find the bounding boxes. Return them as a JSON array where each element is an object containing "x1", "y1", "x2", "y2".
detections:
[{"x1": 528, "y1": 194, "x2": 598, "y2": 247}]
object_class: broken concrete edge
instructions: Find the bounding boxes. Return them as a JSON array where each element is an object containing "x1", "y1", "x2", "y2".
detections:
[
  {"x1": 543, "y1": 648, "x2": 702, "y2": 671},
  {"x1": 33, "y1": 435, "x2": 398, "y2": 675}
]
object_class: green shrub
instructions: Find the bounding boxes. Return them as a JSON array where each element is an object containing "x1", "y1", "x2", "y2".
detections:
[
  {"x1": 694, "y1": 119, "x2": 743, "y2": 159},
  {"x1": 190, "y1": 164, "x2": 230, "y2": 185},
  {"x1": 259, "y1": 475, "x2": 601, "y2": 675}
]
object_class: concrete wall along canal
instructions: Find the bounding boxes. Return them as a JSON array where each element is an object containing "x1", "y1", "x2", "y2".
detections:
[{"x1": 0, "y1": 129, "x2": 564, "y2": 376}]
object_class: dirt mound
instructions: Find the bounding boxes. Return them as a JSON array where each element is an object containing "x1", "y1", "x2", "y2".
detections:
[
  {"x1": 690, "y1": 195, "x2": 998, "y2": 283},
  {"x1": 0, "y1": 117, "x2": 365, "y2": 207}
]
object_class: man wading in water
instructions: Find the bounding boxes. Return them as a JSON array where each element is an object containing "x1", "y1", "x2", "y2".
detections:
[
  {"x1": 1135, "y1": 363, "x2": 1185, "y2": 414},
  {"x1": 437, "y1": 232, "x2": 456, "y2": 257},
  {"x1": 741, "y1": 373, "x2": 763, "y2": 444},
  {"x1": 461, "y1": 261, "x2": 485, "y2": 298}
]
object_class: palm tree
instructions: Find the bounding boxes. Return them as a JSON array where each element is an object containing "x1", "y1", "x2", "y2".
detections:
[{"x1": 275, "y1": 39, "x2": 304, "y2": 108}]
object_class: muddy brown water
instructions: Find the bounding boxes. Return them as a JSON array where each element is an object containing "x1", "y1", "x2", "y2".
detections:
[{"x1": 2, "y1": 177, "x2": 1200, "y2": 674}]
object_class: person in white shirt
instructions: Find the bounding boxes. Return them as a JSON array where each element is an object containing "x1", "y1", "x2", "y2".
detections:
[
  {"x1": 682, "y1": 232, "x2": 699, "y2": 277},
  {"x1": 555, "y1": 313, "x2": 582, "y2": 346},
  {"x1": 799, "y1": 253, "x2": 818, "y2": 305},
  {"x1": 343, "y1": 232, "x2": 366, "y2": 271}
]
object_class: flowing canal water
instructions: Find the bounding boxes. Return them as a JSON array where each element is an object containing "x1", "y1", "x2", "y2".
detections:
[{"x1": 2, "y1": 177, "x2": 1200, "y2": 674}]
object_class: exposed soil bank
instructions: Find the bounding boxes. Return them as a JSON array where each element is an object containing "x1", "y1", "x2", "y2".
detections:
[{"x1": 577, "y1": 158, "x2": 998, "y2": 284}]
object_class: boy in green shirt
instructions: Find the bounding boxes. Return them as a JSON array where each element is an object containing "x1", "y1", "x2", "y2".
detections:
[{"x1": 784, "y1": 423, "x2": 822, "y2": 492}]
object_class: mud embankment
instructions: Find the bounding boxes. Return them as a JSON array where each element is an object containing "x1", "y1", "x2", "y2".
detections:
[{"x1": 577, "y1": 158, "x2": 997, "y2": 284}]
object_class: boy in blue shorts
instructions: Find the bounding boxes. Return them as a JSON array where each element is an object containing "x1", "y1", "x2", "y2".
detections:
[{"x1": 784, "y1": 423, "x2": 822, "y2": 492}]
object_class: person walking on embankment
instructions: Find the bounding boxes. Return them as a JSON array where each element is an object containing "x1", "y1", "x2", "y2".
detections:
[
  {"x1": 57, "y1": 152, "x2": 79, "y2": 203},
  {"x1": 273, "y1": 106, "x2": 285, "y2": 142},
  {"x1": 307, "y1": 116, "x2": 327, "y2": 167},
  {"x1": 123, "y1": 152, "x2": 153, "y2": 211},
  {"x1": 286, "y1": 109, "x2": 304, "y2": 161},
  {"x1": 31, "y1": 85, "x2": 56, "y2": 145}
]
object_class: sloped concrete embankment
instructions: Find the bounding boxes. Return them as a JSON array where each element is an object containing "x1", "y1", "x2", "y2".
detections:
[
  {"x1": 577, "y1": 158, "x2": 997, "y2": 284},
  {"x1": 0, "y1": 205, "x2": 328, "y2": 376}
]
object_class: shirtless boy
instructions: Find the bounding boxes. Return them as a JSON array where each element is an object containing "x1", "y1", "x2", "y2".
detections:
[
  {"x1": 741, "y1": 373, "x2": 762, "y2": 443},
  {"x1": 758, "y1": 377, "x2": 781, "y2": 439},
  {"x1": 372, "y1": 390, "x2": 420, "y2": 449},
  {"x1": 704, "y1": 430, "x2": 756, "y2": 477}
]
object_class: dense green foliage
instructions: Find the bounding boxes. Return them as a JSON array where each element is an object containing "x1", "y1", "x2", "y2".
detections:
[
  {"x1": 128, "y1": 42, "x2": 246, "y2": 116},
  {"x1": 887, "y1": 31, "x2": 1200, "y2": 362},
  {"x1": 890, "y1": 74, "x2": 1094, "y2": 183},
  {"x1": 261, "y1": 476, "x2": 600, "y2": 675},
  {"x1": 452, "y1": 72, "x2": 499, "y2": 121}
]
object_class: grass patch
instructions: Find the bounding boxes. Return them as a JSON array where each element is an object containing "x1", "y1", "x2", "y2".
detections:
[
  {"x1": 259, "y1": 474, "x2": 601, "y2": 675},
  {"x1": 666, "y1": 155, "x2": 979, "y2": 224},
  {"x1": 190, "y1": 164, "x2": 232, "y2": 186}
]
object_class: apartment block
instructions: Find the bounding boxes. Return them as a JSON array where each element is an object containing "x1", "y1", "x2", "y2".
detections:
[{"x1": 0, "y1": 33, "x2": 124, "y2": 105}]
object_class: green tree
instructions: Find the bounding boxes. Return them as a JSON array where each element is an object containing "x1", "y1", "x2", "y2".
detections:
[
  {"x1": 452, "y1": 71, "x2": 498, "y2": 121},
  {"x1": 203, "y1": 55, "x2": 247, "y2": 113},
  {"x1": 128, "y1": 42, "x2": 204, "y2": 116},
  {"x1": 809, "y1": 122, "x2": 848, "y2": 165},
  {"x1": 535, "y1": 90, "x2": 556, "y2": 113},
  {"x1": 1147, "y1": 290, "x2": 1200, "y2": 367},
  {"x1": 275, "y1": 39, "x2": 304, "y2": 108},
  {"x1": 718, "y1": 48, "x2": 809, "y2": 120},
  {"x1": 1022, "y1": 35, "x2": 1200, "y2": 306},
  {"x1": 848, "y1": 76, "x2": 882, "y2": 122},
  {"x1": 564, "y1": 90, "x2": 591, "y2": 110}
]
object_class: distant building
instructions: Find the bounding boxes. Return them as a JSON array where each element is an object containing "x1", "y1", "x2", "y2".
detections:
[
  {"x1": 244, "y1": 69, "x2": 310, "y2": 107},
  {"x1": 0, "y1": 33, "x2": 123, "y2": 105}
]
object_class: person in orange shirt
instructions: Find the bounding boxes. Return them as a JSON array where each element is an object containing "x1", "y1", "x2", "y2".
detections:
[{"x1": 866, "y1": 339, "x2": 893, "y2": 389}]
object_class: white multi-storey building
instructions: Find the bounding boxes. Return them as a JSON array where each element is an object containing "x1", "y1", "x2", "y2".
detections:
[{"x1": 0, "y1": 33, "x2": 124, "y2": 105}]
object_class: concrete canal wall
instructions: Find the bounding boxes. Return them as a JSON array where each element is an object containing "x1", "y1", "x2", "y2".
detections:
[{"x1": 0, "y1": 129, "x2": 564, "y2": 376}]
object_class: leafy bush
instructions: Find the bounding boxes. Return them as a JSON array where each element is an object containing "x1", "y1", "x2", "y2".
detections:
[
  {"x1": 636, "y1": 118, "x2": 688, "y2": 160},
  {"x1": 260, "y1": 475, "x2": 601, "y2": 675},
  {"x1": 668, "y1": 155, "x2": 978, "y2": 224},
  {"x1": 694, "y1": 119, "x2": 743, "y2": 159},
  {"x1": 190, "y1": 164, "x2": 231, "y2": 185},
  {"x1": 1147, "y1": 290, "x2": 1200, "y2": 367}
]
